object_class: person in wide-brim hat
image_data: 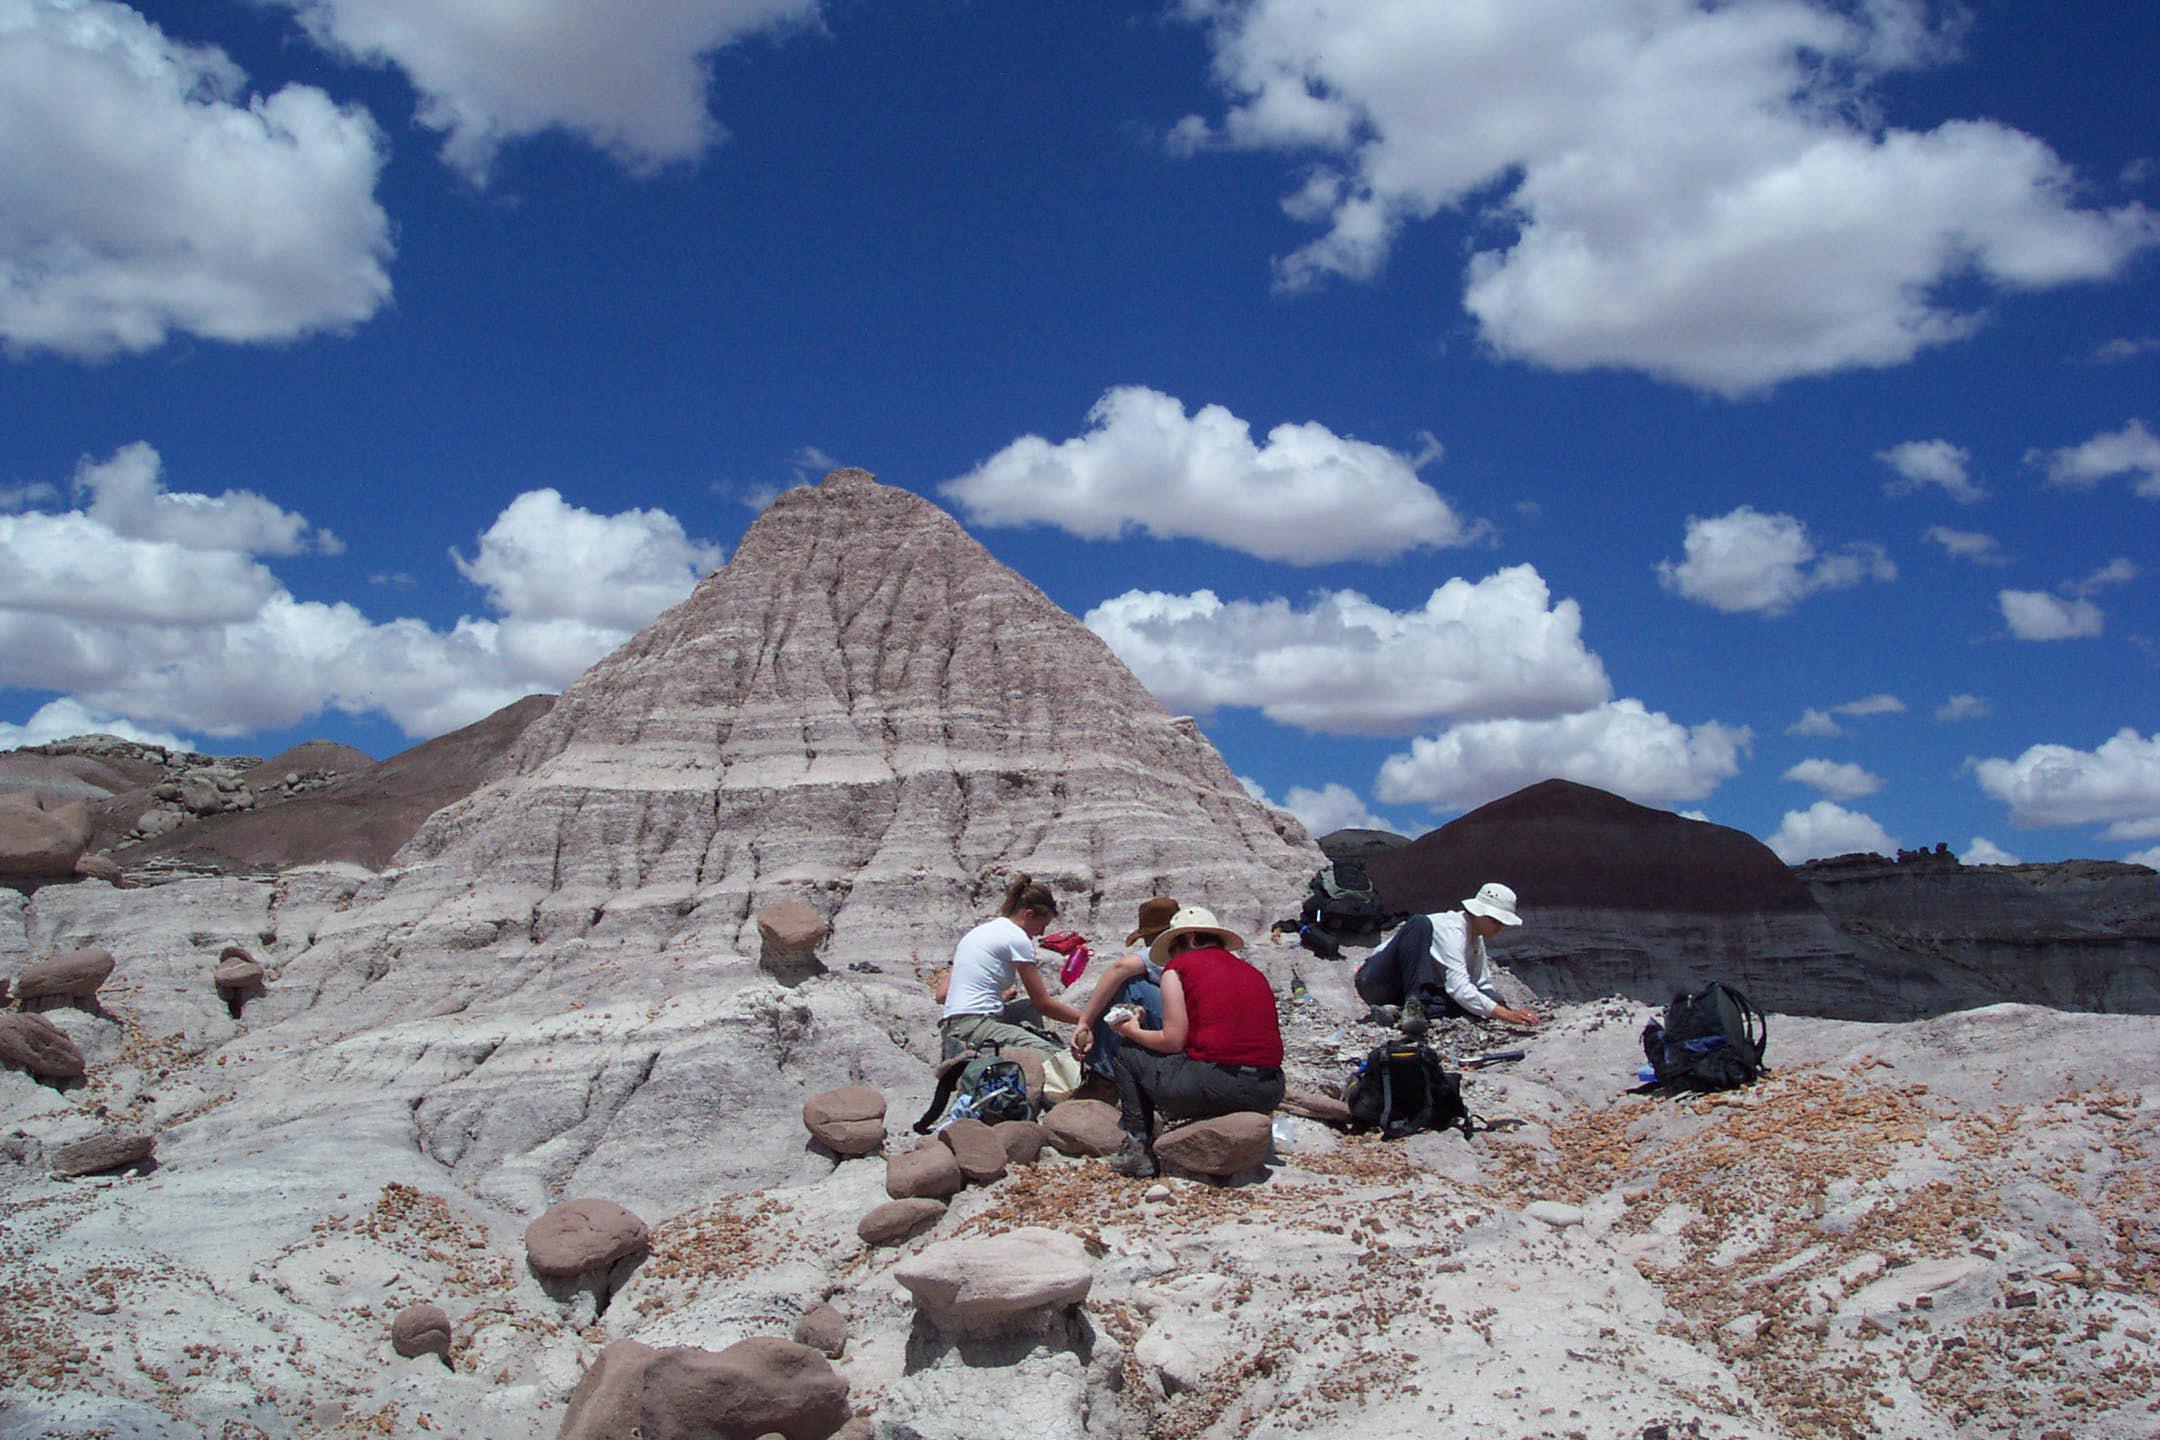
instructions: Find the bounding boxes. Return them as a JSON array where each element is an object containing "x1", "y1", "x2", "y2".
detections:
[
  {"x1": 1103, "y1": 904, "x2": 1284, "y2": 1179},
  {"x1": 1072, "y1": 897, "x2": 1181, "y2": 1079},
  {"x1": 1353, "y1": 881, "x2": 1538, "y2": 1035}
]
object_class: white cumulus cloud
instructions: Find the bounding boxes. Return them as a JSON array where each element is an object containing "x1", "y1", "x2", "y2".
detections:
[
  {"x1": 2128, "y1": 843, "x2": 2160, "y2": 869},
  {"x1": 0, "y1": 0, "x2": 392, "y2": 359},
  {"x1": 1936, "y1": 693, "x2": 1992, "y2": 722},
  {"x1": 1971, "y1": 729, "x2": 2160, "y2": 840},
  {"x1": 260, "y1": 0, "x2": 821, "y2": 182},
  {"x1": 0, "y1": 450, "x2": 722, "y2": 740},
  {"x1": 1178, "y1": 0, "x2": 2156, "y2": 394},
  {"x1": 1783, "y1": 758, "x2": 1882, "y2": 800},
  {"x1": 72, "y1": 442, "x2": 337, "y2": 555},
  {"x1": 1879, "y1": 440, "x2": 1983, "y2": 502},
  {"x1": 2026, "y1": 419, "x2": 2160, "y2": 498},
  {"x1": 1998, "y1": 589, "x2": 2104, "y2": 641},
  {"x1": 944, "y1": 387, "x2": 1472, "y2": 565},
  {"x1": 1659, "y1": 507, "x2": 1895, "y2": 615},
  {"x1": 1242, "y1": 777, "x2": 1404, "y2": 838},
  {"x1": 1374, "y1": 699, "x2": 1750, "y2": 813},
  {"x1": 1963, "y1": 836, "x2": 2020, "y2": 865},
  {"x1": 1923, "y1": 526, "x2": 2007, "y2": 564},
  {"x1": 1767, "y1": 801, "x2": 1899, "y2": 864},
  {"x1": 1083, "y1": 565, "x2": 1609, "y2": 734}
]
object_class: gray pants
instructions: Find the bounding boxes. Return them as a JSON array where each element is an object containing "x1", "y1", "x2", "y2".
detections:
[{"x1": 1113, "y1": 1048, "x2": 1284, "y2": 1142}]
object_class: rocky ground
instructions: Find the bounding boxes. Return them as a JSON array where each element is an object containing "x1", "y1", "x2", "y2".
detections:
[{"x1": 4, "y1": 875, "x2": 2156, "y2": 1440}]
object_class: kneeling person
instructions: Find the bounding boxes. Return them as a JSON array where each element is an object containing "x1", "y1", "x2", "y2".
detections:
[
  {"x1": 1106, "y1": 906, "x2": 1284, "y2": 1178},
  {"x1": 1354, "y1": 881, "x2": 1538, "y2": 1034}
]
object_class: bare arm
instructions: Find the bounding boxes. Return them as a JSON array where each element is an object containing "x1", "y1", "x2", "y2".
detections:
[
  {"x1": 1114, "y1": 970, "x2": 1188, "y2": 1055},
  {"x1": 1016, "y1": 961, "x2": 1083, "y2": 1026}
]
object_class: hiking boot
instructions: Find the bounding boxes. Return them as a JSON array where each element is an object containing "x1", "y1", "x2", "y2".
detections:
[
  {"x1": 1365, "y1": 1003, "x2": 1401, "y2": 1027},
  {"x1": 1107, "y1": 1136, "x2": 1158, "y2": 1178},
  {"x1": 1398, "y1": 995, "x2": 1430, "y2": 1038}
]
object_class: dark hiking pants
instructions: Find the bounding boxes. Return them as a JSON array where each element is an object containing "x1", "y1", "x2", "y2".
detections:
[
  {"x1": 1113, "y1": 1049, "x2": 1284, "y2": 1143},
  {"x1": 1353, "y1": 914, "x2": 1479, "y2": 1018}
]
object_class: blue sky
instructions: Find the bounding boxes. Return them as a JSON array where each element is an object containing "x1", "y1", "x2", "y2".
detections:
[{"x1": 2, "y1": 0, "x2": 2156, "y2": 866}]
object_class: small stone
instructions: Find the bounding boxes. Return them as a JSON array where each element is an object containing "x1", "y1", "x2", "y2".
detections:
[
  {"x1": 1143, "y1": 1184, "x2": 1171, "y2": 1202},
  {"x1": 792, "y1": 1301, "x2": 848, "y2": 1359},
  {"x1": 1042, "y1": 1098, "x2": 1125, "y2": 1158},
  {"x1": 937, "y1": 1118, "x2": 1008, "y2": 1185},
  {"x1": 857, "y1": 1197, "x2": 946, "y2": 1247},
  {"x1": 2004, "y1": 1289, "x2": 2039, "y2": 1309},
  {"x1": 1525, "y1": 1201, "x2": 1586, "y2": 1228},
  {"x1": 884, "y1": 1143, "x2": 964, "y2": 1201},
  {"x1": 51, "y1": 1129, "x2": 154, "y2": 1178},
  {"x1": 390, "y1": 1303, "x2": 452, "y2": 1363}
]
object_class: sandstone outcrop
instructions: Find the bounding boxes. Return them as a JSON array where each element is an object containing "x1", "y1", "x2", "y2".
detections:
[
  {"x1": 894, "y1": 1227, "x2": 1092, "y2": 1336},
  {"x1": 559, "y1": 1336, "x2": 851, "y2": 1440},
  {"x1": 801, "y1": 1085, "x2": 886, "y2": 1157},
  {"x1": 390, "y1": 1303, "x2": 453, "y2": 1363}
]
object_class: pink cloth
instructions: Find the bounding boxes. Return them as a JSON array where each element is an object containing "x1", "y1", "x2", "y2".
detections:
[{"x1": 1039, "y1": 931, "x2": 1091, "y2": 986}]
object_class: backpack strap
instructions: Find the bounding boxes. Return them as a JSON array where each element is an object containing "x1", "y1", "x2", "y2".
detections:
[{"x1": 913, "y1": 1055, "x2": 970, "y2": 1134}]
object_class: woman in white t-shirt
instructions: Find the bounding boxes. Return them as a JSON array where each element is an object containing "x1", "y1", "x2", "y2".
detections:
[{"x1": 940, "y1": 873, "x2": 1083, "y2": 1058}]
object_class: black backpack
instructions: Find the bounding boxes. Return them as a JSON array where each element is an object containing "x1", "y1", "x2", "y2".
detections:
[
  {"x1": 1344, "y1": 1039, "x2": 1472, "y2": 1139},
  {"x1": 913, "y1": 1050, "x2": 1037, "y2": 1132},
  {"x1": 1639, "y1": 982, "x2": 1768, "y2": 1092}
]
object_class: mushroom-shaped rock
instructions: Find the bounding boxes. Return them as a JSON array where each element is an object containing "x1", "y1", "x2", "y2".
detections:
[
  {"x1": 14, "y1": 947, "x2": 115, "y2": 1007},
  {"x1": 0, "y1": 1013, "x2": 86, "y2": 1084},
  {"x1": 856, "y1": 1197, "x2": 946, "y2": 1247},
  {"x1": 894, "y1": 1227, "x2": 1093, "y2": 1336},
  {"x1": 391, "y1": 1303, "x2": 453, "y2": 1363},
  {"x1": 791, "y1": 1302, "x2": 848, "y2": 1359},
  {"x1": 559, "y1": 1336, "x2": 851, "y2": 1440},
  {"x1": 526, "y1": 1198, "x2": 650, "y2": 1283},
  {"x1": 936, "y1": 1118, "x2": 1008, "y2": 1185},
  {"x1": 0, "y1": 792, "x2": 92, "y2": 878},
  {"x1": 883, "y1": 1142, "x2": 963, "y2": 1201},
  {"x1": 756, "y1": 902, "x2": 829, "y2": 986},
  {"x1": 50, "y1": 1128, "x2": 154, "y2": 1178},
  {"x1": 73, "y1": 853, "x2": 124, "y2": 887},
  {"x1": 992, "y1": 1119, "x2": 1047, "y2": 1167},
  {"x1": 1154, "y1": 1112, "x2": 1274, "y2": 1179},
  {"x1": 801, "y1": 1085, "x2": 885, "y2": 1157},
  {"x1": 1042, "y1": 1098, "x2": 1126, "y2": 1158}
]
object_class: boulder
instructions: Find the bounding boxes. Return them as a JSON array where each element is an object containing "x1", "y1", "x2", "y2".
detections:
[
  {"x1": 893, "y1": 1227, "x2": 1093, "y2": 1336},
  {"x1": 936, "y1": 1117, "x2": 1008, "y2": 1184},
  {"x1": 525, "y1": 1197, "x2": 651, "y2": 1280},
  {"x1": 791, "y1": 1302, "x2": 848, "y2": 1359},
  {"x1": 857, "y1": 1197, "x2": 946, "y2": 1247},
  {"x1": 1154, "y1": 1112, "x2": 1273, "y2": 1178},
  {"x1": 558, "y1": 1336, "x2": 851, "y2": 1440},
  {"x1": 391, "y1": 1303, "x2": 453, "y2": 1363},
  {"x1": 801, "y1": 1085, "x2": 886, "y2": 1157},
  {"x1": 1280, "y1": 1087, "x2": 1352, "y2": 1127},
  {"x1": 992, "y1": 1119, "x2": 1047, "y2": 1166},
  {"x1": 0, "y1": 791, "x2": 92, "y2": 878},
  {"x1": 14, "y1": 947, "x2": 115, "y2": 1005},
  {"x1": 50, "y1": 1128, "x2": 154, "y2": 1178},
  {"x1": 757, "y1": 902, "x2": 828, "y2": 985},
  {"x1": 0, "y1": 1013, "x2": 86, "y2": 1083},
  {"x1": 1042, "y1": 1099, "x2": 1125, "y2": 1158},
  {"x1": 884, "y1": 1142, "x2": 963, "y2": 1201},
  {"x1": 73, "y1": 853, "x2": 124, "y2": 886}
]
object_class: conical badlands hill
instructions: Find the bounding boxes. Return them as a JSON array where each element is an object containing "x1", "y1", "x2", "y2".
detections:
[{"x1": 388, "y1": 468, "x2": 1317, "y2": 966}]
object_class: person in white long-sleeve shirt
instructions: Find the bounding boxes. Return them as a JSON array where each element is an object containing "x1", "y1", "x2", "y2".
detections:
[{"x1": 1354, "y1": 881, "x2": 1540, "y2": 1034}]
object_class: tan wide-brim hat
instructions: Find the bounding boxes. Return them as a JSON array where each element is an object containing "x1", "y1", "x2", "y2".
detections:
[
  {"x1": 1125, "y1": 895, "x2": 1180, "y2": 946},
  {"x1": 1462, "y1": 881, "x2": 1523, "y2": 926},
  {"x1": 1147, "y1": 905, "x2": 1248, "y2": 967}
]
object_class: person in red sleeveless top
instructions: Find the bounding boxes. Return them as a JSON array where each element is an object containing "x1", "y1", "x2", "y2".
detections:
[{"x1": 1103, "y1": 905, "x2": 1284, "y2": 1178}]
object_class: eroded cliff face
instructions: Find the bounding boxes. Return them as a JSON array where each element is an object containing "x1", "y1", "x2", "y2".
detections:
[{"x1": 381, "y1": 469, "x2": 1316, "y2": 973}]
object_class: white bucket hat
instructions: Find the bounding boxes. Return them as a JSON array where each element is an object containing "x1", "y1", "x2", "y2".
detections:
[
  {"x1": 1462, "y1": 881, "x2": 1522, "y2": 926},
  {"x1": 1147, "y1": 905, "x2": 1248, "y2": 967}
]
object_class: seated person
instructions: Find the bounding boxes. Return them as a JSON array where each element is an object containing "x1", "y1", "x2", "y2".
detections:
[
  {"x1": 1105, "y1": 906, "x2": 1284, "y2": 1178},
  {"x1": 1069, "y1": 896, "x2": 1178, "y2": 1078},
  {"x1": 940, "y1": 873, "x2": 1083, "y2": 1059},
  {"x1": 1353, "y1": 881, "x2": 1539, "y2": 1035}
]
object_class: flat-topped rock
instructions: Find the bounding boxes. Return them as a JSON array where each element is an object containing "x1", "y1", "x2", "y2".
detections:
[
  {"x1": 14, "y1": 947, "x2": 115, "y2": 1002},
  {"x1": 758, "y1": 901, "x2": 828, "y2": 952},
  {"x1": 884, "y1": 1143, "x2": 963, "y2": 1201},
  {"x1": 802, "y1": 1085, "x2": 886, "y2": 1156},
  {"x1": 857, "y1": 1197, "x2": 946, "y2": 1247},
  {"x1": 0, "y1": 1013, "x2": 86, "y2": 1082},
  {"x1": 525, "y1": 1198, "x2": 650, "y2": 1280},
  {"x1": 1155, "y1": 1112, "x2": 1273, "y2": 1178},
  {"x1": 1042, "y1": 1098, "x2": 1125, "y2": 1158},
  {"x1": 893, "y1": 1227, "x2": 1093, "y2": 1336}
]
